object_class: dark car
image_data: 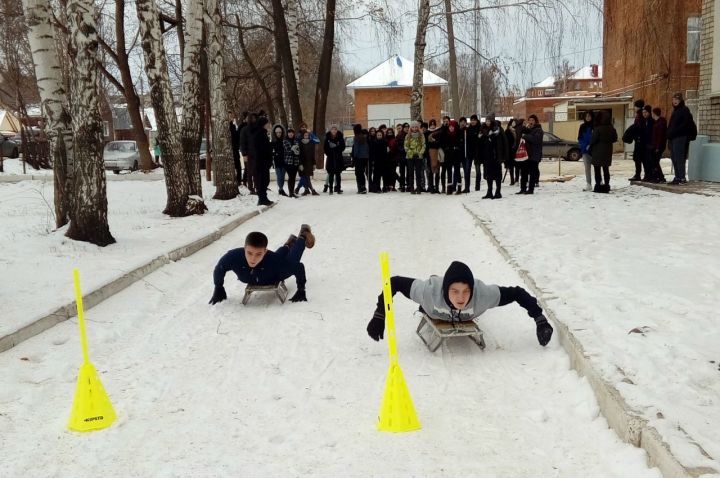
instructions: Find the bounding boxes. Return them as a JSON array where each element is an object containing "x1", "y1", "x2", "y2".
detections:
[
  {"x1": 341, "y1": 136, "x2": 354, "y2": 169},
  {"x1": 1, "y1": 133, "x2": 19, "y2": 158},
  {"x1": 12, "y1": 128, "x2": 43, "y2": 154},
  {"x1": 542, "y1": 132, "x2": 581, "y2": 161}
]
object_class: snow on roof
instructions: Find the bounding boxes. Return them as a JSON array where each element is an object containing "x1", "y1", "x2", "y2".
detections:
[
  {"x1": 533, "y1": 75, "x2": 556, "y2": 88},
  {"x1": 25, "y1": 105, "x2": 42, "y2": 117},
  {"x1": 346, "y1": 54, "x2": 447, "y2": 89},
  {"x1": 143, "y1": 107, "x2": 183, "y2": 132},
  {"x1": 571, "y1": 65, "x2": 603, "y2": 80}
]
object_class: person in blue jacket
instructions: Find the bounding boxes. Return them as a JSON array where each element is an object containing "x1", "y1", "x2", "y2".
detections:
[
  {"x1": 209, "y1": 225, "x2": 316, "y2": 305},
  {"x1": 577, "y1": 111, "x2": 594, "y2": 191}
]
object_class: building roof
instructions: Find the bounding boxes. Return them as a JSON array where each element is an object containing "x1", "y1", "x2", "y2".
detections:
[
  {"x1": 571, "y1": 65, "x2": 603, "y2": 80},
  {"x1": 346, "y1": 54, "x2": 447, "y2": 89},
  {"x1": 533, "y1": 75, "x2": 556, "y2": 88}
]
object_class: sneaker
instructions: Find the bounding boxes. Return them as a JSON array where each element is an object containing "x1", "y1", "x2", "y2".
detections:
[
  {"x1": 258, "y1": 199, "x2": 274, "y2": 206},
  {"x1": 323, "y1": 185, "x2": 329, "y2": 193},
  {"x1": 482, "y1": 193, "x2": 493, "y2": 199},
  {"x1": 311, "y1": 189, "x2": 320, "y2": 196},
  {"x1": 279, "y1": 189, "x2": 288, "y2": 197},
  {"x1": 284, "y1": 234, "x2": 298, "y2": 248},
  {"x1": 493, "y1": 192, "x2": 502, "y2": 199},
  {"x1": 299, "y1": 224, "x2": 315, "y2": 249}
]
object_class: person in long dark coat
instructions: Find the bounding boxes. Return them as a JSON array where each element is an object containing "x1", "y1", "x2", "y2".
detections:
[
  {"x1": 588, "y1": 111, "x2": 618, "y2": 193},
  {"x1": 369, "y1": 129, "x2": 389, "y2": 193},
  {"x1": 518, "y1": 115, "x2": 543, "y2": 195},
  {"x1": 323, "y1": 125, "x2": 345, "y2": 194},
  {"x1": 250, "y1": 116, "x2": 273, "y2": 205}
]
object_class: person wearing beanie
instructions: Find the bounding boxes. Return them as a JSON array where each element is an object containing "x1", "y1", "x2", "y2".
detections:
[
  {"x1": 650, "y1": 108, "x2": 667, "y2": 183},
  {"x1": 667, "y1": 92, "x2": 694, "y2": 184},
  {"x1": 352, "y1": 124, "x2": 370, "y2": 194},
  {"x1": 466, "y1": 115, "x2": 481, "y2": 192},
  {"x1": 209, "y1": 226, "x2": 316, "y2": 306},
  {"x1": 365, "y1": 261, "x2": 553, "y2": 347}
]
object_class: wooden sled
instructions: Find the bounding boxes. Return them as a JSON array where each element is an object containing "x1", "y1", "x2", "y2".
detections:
[
  {"x1": 416, "y1": 313, "x2": 486, "y2": 352},
  {"x1": 241, "y1": 281, "x2": 288, "y2": 305}
]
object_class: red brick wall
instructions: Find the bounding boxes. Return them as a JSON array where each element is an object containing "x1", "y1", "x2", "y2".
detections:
[
  {"x1": 512, "y1": 98, "x2": 562, "y2": 122},
  {"x1": 353, "y1": 86, "x2": 442, "y2": 126},
  {"x1": 603, "y1": 0, "x2": 701, "y2": 116}
]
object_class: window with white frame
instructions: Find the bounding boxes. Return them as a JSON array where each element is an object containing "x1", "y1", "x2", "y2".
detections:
[{"x1": 687, "y1": 16, "x2": 701, "y2": 63}]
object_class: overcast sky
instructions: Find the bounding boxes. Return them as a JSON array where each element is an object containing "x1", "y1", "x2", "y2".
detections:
[{"x1": 336, "y1": 0, "x2": 603, "y2": 92}]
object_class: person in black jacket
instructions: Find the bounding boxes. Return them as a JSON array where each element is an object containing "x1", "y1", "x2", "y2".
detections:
[
  {"x1": 369, "y1": 129, "x2": 389, "y2": 193},
  {"x1": 209, "y1": 227, "x2": 316, "y2": 305},
  {"x1": 239, "y1": 112, "x2": 256, "y2": 193},
  {"x1": 230, "y1": 113, "x2": 242, "y2": 188},
  {"x1": 667, "y1": 92, "x2": 693, "y2": 184},
  {"x1": 518, "y1": 115, "x2": 543, "y2": 194},
  {"x1": 324, "y1": 125, "x2": 346, "y2": 194},
  {"x1": 478, "y1": 116, "x2": 508, "y2": 199},
  {"x1": 271, "y1": 124, "x2": 288, "y2": 196},
  {"x1": 640, "y1": 105, "x2": 656, "y2": 181},
  {"x1": 251, "y1": 116, "x2": 273, "y2": 206}
]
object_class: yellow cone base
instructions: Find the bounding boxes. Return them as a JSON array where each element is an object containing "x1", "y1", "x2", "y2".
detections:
[
  {"x1": 68, "y1": 363, "x2": 117, "y2": 432},
  {"x1": 377, "y1": 363, "x2": 421, "y2": 432}
]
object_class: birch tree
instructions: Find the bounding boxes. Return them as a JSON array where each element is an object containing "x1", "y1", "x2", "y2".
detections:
[
  {"x1": 286, "y1": 0, "x2": 300, "y2": 93},
  {"x1": 136, "y1": 0, "x2": 206, "y2": 216},
  {"x1": 181, "y1": 0, "x2": 204, "y2": 197},
  {"x1": 270, "y1": 0, "x2": 302, "y2": 126},
  {"x1": 443, "y1": 0, "x2": 460, "y2": 118},
  {"x1": 65, "y1": 0, "x2": 115, "y2": 246},
  {"x1": 22, "y1": 0, "x2": 74, "y2": 228},
  {"x1": 410, "y1": 0, "x2": 431, "y2": 122},
  {"x1": 205, "y1": 0, "x2": 237, "y2": 199},
  {"x1": 312, "y1": 0, "x2": 336, "y2": 134}
]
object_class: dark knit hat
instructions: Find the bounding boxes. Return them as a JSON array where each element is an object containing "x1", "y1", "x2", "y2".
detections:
[
  {"x1": 442, "y1": 261, "x2": 474, "y2": 308},
  {"x1": 643, "y1": 105, "x2": 652, "y2": 113},
  {"x1": 634, "y1": 99, "x2": 645, "y2": 109}
]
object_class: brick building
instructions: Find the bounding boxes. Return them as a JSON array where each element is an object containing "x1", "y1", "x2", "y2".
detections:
[
  {"x1": 691, "y1": 0, "x2": 720, "y2": 181},
  {"x1": 347, "y1": 55, "x2": 447, "y2": 127},
  {"x1": 603, "y1": 0, "x2": 701, "y2": 117}
]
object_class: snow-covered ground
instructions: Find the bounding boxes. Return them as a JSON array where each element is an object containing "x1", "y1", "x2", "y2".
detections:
[
  {"x1": 465, "y1": 178, "x2": 720, "y2": 473},
  {"x1": 0, "y1": 175, "x2": 262, "y2": 338},
  {"x1": 0, "y1": 187, "x2": 659, "y2": 477}
]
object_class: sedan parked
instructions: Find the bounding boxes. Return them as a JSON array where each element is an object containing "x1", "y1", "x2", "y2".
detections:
[
  {"x1": 1, "y1": 134, "x2": 19, "y2": 158},
  {"x1": 542, "y1": 132, "x2": 581, "y2": 161},
  {"x1": 103, "y1": 140, "x2": 140, "y2": 173}
]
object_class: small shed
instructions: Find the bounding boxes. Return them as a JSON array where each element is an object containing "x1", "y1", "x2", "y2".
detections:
[{"x1": 347, "y1": 54, "x2": 447, "y2": 127}]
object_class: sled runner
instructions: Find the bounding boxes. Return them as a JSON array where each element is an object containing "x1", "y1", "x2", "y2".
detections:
[
  {"x1": 241, "y1": 281, "x2": 289, "y2": 305},
  {"x1": 415, "y1": 313, "x2": 486, "y2": 352}
]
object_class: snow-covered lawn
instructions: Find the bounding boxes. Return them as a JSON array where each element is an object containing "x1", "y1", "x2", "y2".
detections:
[
  {"x1": 465, "y1": 179, "x2": 720, "y2": 472},
  {"x1": 0, "y1": 176, "x2": 261, "y2": 338},
  {"x1": 0, "y1": 191, "x2": 659, "y2": 477}
]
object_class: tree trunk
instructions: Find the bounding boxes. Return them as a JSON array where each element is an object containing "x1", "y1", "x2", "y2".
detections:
[
  {"x1": 175, "y1": 0, "x2": 185, "y2": 64},
  {"x1": 411, "y1": 0, "x2": 431, "y2": 122},
  {"x1": 136, "y1": 0, "x2": 205, "y2": 216},
  {"x1": 65, "y1": 0, "x2": 115, "y2": 246},
  {"x1": 444, "y1": 0, "x2": 460, "y2": 118},
  {"x1": 287, "y1": 0, "x2": 300, "y2": 90},
  {"x1": 274, "y1": 46, "x2": 287, "y2": 126},
  {"x1": 236, "y1": 17, "x2": 275, "y2": 120},
  {"x1": 181, "y1": 0, "x2": 204, "y2": 197},
  {"x1": 22, "y1": 0, "x2": 73, "y2": 228},
  {"x1": 312, "y1": 0, "x2": 336, "y2": 135},
  {"x1": 205, "y1": 0, "x2": 237, "y2": 199},
  {"x1": 270, "y1": 0, "x2": 302, "y2": 126},
  {"x1": 115, "y1": 0, "x2": 154, "y2": 171}
]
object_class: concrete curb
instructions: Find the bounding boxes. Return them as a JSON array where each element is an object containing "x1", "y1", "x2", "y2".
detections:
[
  {"x1": 463, "y1": 204, "x2": 717, "y2": 478},
  {"x1": 0, "y1": 206, "x2": 273, "y2": 354}
]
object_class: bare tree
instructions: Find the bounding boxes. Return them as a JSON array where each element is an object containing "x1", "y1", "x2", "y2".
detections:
[
  {"x1": 136, "y1": 0, "x2": 206, "y2": 216},
  {"x1": 98, "y1": 0, "x2": 155, "y2": 171},
  {"x1": 180, "y1": 0, "x2": 204, "y2": 197},
  {"x1": 65, "y1": 0, "x2": 115, "y2": 246},
  {"x1": 443, "y1": 0, "x2": 460, "y2": 118},
  {"x1": 205, "y1": 0, "x2": 237, "y2": 199},
  {"x1": 410, "y1": 0, "x2": 431, "y2": 121},
  {"x1": 312, "y1": 0, "x2": 336, "y2": 134},
  {"x1": 22, "y1": 0, "x2": 73, "y2": 228},
  {"x1": 270, "y1": 0, "x2": 302, "y2": 126}
]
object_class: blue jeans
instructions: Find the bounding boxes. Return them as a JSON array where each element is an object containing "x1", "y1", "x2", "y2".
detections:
[
  {"x1": 276, "y1": 236, "x2": 305, "y2": 263},
  {"x1": 670, "y1": 137, "x2": 687, "y2": 180},
  {"x1": 276, "y1": 166, "x2": 285, "y2": 190}
]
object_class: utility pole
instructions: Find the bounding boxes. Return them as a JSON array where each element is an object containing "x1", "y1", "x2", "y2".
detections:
[{"x1": 473, "y1": 0, "x2": 482, "y2": 117}]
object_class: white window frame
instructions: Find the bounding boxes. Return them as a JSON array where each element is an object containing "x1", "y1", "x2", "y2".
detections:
[
  {"x1": 687, "y1": 16, "x2": 701, "y2": 64},
  {"x1": 713, "y1": 0, "x2": 720, "y2": 95}
]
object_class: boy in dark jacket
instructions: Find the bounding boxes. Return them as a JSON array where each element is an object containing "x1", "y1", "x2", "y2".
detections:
[
  {"x1": 209, "y1": 226, "x2": 316, "y2": 305},
  {"x1": 667, "y1": 92, "x2": 693, "y2": 184},
  {"x1": 366, "y1": 261, "x2": 553, "y2": 347},
  {"x1": 650, "y1": 108, "x2": 667, "y2": 183},
  {"x1": 518, "y1": 115, "x2": 543, "y2": 194}
]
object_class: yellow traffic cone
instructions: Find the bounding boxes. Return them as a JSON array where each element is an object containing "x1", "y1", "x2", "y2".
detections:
[
  {"x1": 67, "y1": 268, "x2": 116, "y2": 432},
  {"x1": 377, "y1": 362, "x2": 421, "y2": 432},
  {"x1": 68, "y1": 362, "x2": 117, "y2": 432},
  {"x1": 376, "y1": 252, "x2": 421, "y2": 433}
]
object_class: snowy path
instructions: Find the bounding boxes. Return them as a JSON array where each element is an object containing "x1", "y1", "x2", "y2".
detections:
[{"x1": 0, "y1": 190, "x2": 658, "y2": 477}]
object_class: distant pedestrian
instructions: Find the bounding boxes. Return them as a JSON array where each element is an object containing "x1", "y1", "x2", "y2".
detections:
[
  {"x1": 650, "y1": 108, "x2": 667, "y2": 183},
  {"x1": 352, "y1": 124, "x2": 370, "y2": 194},
  {"x1": 667, "y1": 92, "x2": 694, "y2": 185},
  {"x1": 517, "y1": 115, "x2": 543, "y2": 195},
  {"x1": 588, "y1": 111, "x2": 618, "y2": 193},
  {"x1": 577, "y1": 112, "x2": 594, "y2": 191},
  {"x1": 323, "y1": 125, "x2": 345, "y2": 194}
]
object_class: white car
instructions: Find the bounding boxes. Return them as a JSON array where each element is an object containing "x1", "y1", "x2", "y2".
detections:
[{"x1": 103, "y1": 140, "x2": 140, "y2": 173}]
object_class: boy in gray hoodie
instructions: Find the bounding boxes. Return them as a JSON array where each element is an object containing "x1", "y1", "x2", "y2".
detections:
[{"x1": 366, "y1": 261, "x2": 553, "y2": 347}]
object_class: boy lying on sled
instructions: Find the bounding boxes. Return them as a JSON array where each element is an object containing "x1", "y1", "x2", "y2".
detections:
[{"x1": 366, "y1": 261, "x2": 553, "y2": 346}]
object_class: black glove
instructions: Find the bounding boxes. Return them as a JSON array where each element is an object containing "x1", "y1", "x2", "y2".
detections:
[
  {"x1": 535, "y1": 315, "x2": 553, "y2": 346},
  {"x1": 289, "y1": 289, "x2": 307, "y2": 302},
  {"x1": 366, "y1": 310, "x2": 385, "y2": 341},
  {"x1": 209, "y1": 285, "x2": 227, "y2": 305}
]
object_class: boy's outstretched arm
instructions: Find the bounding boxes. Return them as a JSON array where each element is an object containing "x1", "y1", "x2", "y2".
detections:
[
  {"x1": 366, "y1": 276, "x2": 416, "y2": 341},
  {"x1": 498, "y1": 286, "x2": 553, "y2": 346}
]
